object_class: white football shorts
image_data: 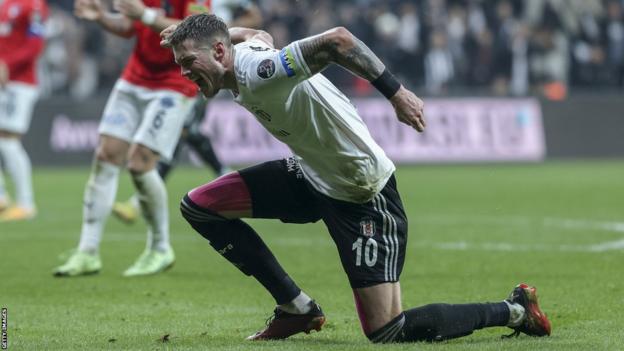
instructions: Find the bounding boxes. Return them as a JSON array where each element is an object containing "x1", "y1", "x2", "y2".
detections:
[
  {"x1": 0, "y1": 82, "x2": 39, "y2": 134},
  {"x1": 98, "y1": 79, "x2": 196, "y2": 161}
]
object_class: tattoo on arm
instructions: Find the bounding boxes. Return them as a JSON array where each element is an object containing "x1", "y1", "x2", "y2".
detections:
[
  {"x1": 298, "y1": 34, "x2": 335, "y2": 74},
  {"x1": 298, "y1": 30, "x2": 385, "y2": 80}
]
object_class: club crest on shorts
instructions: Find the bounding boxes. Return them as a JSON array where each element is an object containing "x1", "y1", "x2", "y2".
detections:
[
  {"x1": 360, "y1": 218, "x2": 376, "y2": 237},
  {"x1": 257, "y1": 59, "x2": 276, "y2": 79}
]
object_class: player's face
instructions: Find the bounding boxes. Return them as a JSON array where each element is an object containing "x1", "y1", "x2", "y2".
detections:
[{"x1": 174, "y1": 39, "x2": 226, "y2": 98}]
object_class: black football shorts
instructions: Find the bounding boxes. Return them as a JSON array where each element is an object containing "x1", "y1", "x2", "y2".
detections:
[{"x1": 239, "y1": 158, "x2": 408, "y2": 288}]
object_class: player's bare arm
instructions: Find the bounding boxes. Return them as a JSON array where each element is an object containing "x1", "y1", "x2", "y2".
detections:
[
  {"x1": 114, "y1": 0, "x2": 182, "y2": 33},
  {"x1": 228, "y1": 27, "x2": 273, "y2": 47},
  {"x1": 74, "y1": 0, "x2": 134, "y2": 38},
  {"x1": 298, "y1": 27, "x2": 425, "y2": 132}
]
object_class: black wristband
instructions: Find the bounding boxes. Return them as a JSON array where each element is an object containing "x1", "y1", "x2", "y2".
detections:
[{"x1": 371, "y1": 69, "x2": 401, "y2": 99}]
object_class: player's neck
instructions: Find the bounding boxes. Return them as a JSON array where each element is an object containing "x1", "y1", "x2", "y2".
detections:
[{"x1": 222, "y1": 47, "x2": 239, "y2": 93}]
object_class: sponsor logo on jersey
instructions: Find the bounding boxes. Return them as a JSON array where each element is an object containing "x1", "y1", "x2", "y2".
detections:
[
  {"x1": 249, "y1": 45, "x2": 271, "y2": 52},
  {"x1": 28, "y1": 10, "x2": 45, "y2": 37},
  {"x1": 250, "y1": 106, "x2": 272, "y2": 122},
  {"x1": 160, "y1": 96, "x2": 175, "y2": 108},
  {"x1": 256, "y1": 59, "x2": 276, "y2": 79},
  {"x1": 279, "y1": 47, "x2": 296, "y2": 77},
  {"x1": 360, "y1": 218, "x2": 376, "y2": 237},
  {"x1": 285, "y1": 157, "x2": 303, "y2": 179}
]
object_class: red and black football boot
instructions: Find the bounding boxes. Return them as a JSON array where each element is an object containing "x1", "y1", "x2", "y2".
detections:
[
  {"x1": 503, "y1": 283, "x2": 552, "y2": 338},
  {"x1": 247, "y1": 301, "x2": 326, "y2": 341}
]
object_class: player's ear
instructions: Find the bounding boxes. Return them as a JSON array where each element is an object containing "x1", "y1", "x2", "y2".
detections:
[{"x1": 213, "y1": 42, "x2": 226, "y2": 62}]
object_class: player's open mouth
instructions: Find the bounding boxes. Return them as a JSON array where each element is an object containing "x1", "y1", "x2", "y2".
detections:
[
  {"x1": 194, "y1": 77, "x2": 210, "y2": 94},
  {"x1": 194, "y1": 77, "x2": 206, "y2": 87}
]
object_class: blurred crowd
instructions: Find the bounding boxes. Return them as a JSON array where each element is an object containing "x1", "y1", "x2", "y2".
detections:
[{"x1": 40, "y1": 0, "x2": 624, "y2": 99}]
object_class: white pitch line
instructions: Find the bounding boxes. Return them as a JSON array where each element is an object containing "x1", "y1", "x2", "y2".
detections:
[
  {"x1": 4, "y1": 215, "x2": 624, "y2": 252},
  {"x1": 543, "y1": 217, "x2": 624, "y2": 233},
  {"x1": 418, "y1": 214, "x2": 624, "y2": 234},
  {"x1": 588, "y1": 239, "x2": 624, "y2": 252},
  {"x1": 416, "y1": 240, "x2": 622, "y2": 253},
  {"x1": 415, "y1": 215, "x2": 624, "y2": 252}
]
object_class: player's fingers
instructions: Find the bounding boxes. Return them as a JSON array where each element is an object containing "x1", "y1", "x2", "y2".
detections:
[
  {"x1": 409, "y1": 109, "x2": 425, "y2": 132},
  {"x1": 412, "y1": 116, "x2": 424, "y2": 132},
  {"x1": 400, "y1": 113, "x2": 422, "y2": 132},
  {"x1": 160, "y1": 25, "x2": 176, "y2": 38},
  {"x1": 415, "y1": 116, "x2": 425, "y2": 132}
]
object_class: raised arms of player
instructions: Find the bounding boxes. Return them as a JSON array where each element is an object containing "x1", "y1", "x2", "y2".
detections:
[
  {"x1": 75, "y1": 0, "x2": 134, "y2": 37},
  {"x1": 75, "y1": 0, "x2": 181, "y2": 38},
  {"x1": 114, "y1": 0, "x2": 182, "y2": 33},
  {"x1": 228, "y1": 27, "x2": 273, "y2": 47},
  {"x1": 298, "y1": 27, "x2": 425, "y2": 131}
]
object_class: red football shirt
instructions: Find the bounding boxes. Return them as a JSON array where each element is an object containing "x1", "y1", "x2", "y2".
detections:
[
  {"x1": 0, "y1": 0, "x2": 47, "y2": 85},
  {"x1": 121, "y1": 0, "x2": 211, "y2": 97}
]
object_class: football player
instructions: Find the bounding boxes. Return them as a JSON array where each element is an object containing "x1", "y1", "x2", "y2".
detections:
[
  {"x1": 54, "y1": 0, "x2": 201, "y2": 277},
  {"x1": 111, "y1": 0, "x2": 262, "y2": 224},
  {"x1": 0, "y1": 0, "x2": 48, "y2": 222},
  {"x1": 163, "y1": 14, "x2": 552, "y2": 342}
]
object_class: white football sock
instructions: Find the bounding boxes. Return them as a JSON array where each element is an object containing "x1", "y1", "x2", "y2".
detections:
[
  {"x1": 78, "y1": 160, "x2": 120, "y2": 253},
  {"x1": 278, "y1": 291, "x2": 313, "y2": 314},
  {"x1": 132, "y1": 169, "x2": 170, "y2": 252},
  {"x1": 0, "y1": 138, "x2": 34, "y2": 209},
  {"x1": 504, "y1": 300, "x2": 526, "y2": 327}
]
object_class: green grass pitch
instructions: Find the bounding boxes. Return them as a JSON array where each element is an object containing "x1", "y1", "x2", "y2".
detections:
[{"x1": 1, "y1": 161, "x2": 623, "y2": 350}]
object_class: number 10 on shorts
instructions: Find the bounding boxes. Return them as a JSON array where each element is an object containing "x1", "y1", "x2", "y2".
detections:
[{"x1": 352, "y1": 237, "x2": 378, "y2": 267}]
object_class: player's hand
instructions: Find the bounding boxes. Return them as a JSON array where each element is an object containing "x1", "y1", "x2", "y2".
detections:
[
  {"x1": 0, "y1": 60, "x2": 8, "y2": 88},
  {"x1": 389, "y1": 86, "x2": 425, "y2": 132},
  {"x1": 74, "y1": 0, "x2": 104, "y2": 21},
  {"x1": 160, "y1": 24, "x2": 177, "y2": 48},
  {"x1": 113, "y1": 0, "x2": 146, "y2": 20}
]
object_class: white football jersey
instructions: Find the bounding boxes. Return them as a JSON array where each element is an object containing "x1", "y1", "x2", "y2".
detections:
[{"x1": 232, "y1": 39, "x2": 395, "y2": 203}]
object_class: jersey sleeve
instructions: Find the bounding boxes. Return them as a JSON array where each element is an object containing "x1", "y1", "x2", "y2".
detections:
[{"x1": 237, "y1": 39, "x2": 313, "y2": 95}]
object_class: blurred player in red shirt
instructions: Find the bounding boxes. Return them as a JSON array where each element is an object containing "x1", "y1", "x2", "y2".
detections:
[
  {"x1": 54, "y1": 0, "x2": 202, "y2": 277},
  {"x1": 111, "y1": 0, "x2": 263, "y2": 224},
  {"x1": 0, "y1": 0, "x2": 47, "y2": 222}
]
